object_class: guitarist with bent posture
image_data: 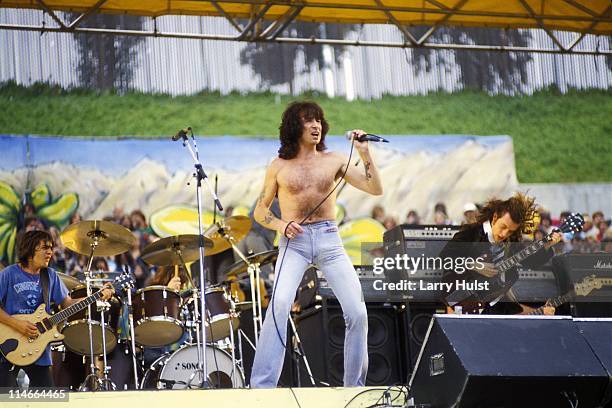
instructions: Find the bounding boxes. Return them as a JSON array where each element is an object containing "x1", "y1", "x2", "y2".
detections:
[
  {"x1": 440, "y1": 193, "x2": 562, "y2": 315},
  {"x1": 0, "y1": 230, "x2": 114, "y2": 389}
]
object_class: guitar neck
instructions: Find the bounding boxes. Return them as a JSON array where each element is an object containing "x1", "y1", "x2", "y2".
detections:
[
  {"x1": 496, "y1": 239, "x2": 547, "y2": 273},
  {"x1": 528, "y1": 290, "x2": 575, "y2": 316},
  {"x1": 48, "y1": 290, "x2": 104, "y2": 326}
]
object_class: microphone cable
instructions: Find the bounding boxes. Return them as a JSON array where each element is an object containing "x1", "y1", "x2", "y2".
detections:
[{"x1": 266, "y1": 137, "x2": 357, "y2": 387}]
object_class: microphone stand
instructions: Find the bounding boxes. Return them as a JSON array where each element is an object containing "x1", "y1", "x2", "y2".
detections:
[{"x1": 174, "y1": 129, "x2": 224, "y2": 389}]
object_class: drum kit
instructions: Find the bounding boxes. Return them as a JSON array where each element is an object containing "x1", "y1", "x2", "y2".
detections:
[{"x1": 53, "y1": 216, "x2": 278, "y2": 391}]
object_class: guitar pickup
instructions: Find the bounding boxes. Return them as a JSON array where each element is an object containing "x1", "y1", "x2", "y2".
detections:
[
  {"x1": 42, "y1": 318, "x2": 53, "y2": 331},
  {"x1": 35, "y1": 321, "x2": 46, "y2": 334}
]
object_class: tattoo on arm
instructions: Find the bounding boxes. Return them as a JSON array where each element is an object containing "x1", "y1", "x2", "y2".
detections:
[
  {"x1": 263, "y1": 210, "x2": 274, "y2": 225},
  {"x1": 364, "y1": 161, "x2": 372, "y2": 180},
  {"x1": 257, "y1": 191, "x2": 265, "y2": 205}
]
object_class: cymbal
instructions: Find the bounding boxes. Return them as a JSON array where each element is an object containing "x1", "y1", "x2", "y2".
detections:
[
  {"x1": 204, "y1": 215, "x2": 252, "y2": 256},
  {"x1": 61, "y1": 220, "x2": 136, "y2": 257},
  {"x1": 141, "y1": 234, "x2": 213, "y2": 267},
  {"x1": 223, "y1": 249, "x2": 278, "y2": 279},
  {"x1": 57, "y1": 272, "x2": 81, "y2": 291}
]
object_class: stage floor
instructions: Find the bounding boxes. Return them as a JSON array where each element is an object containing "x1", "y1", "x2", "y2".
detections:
[{"x1": 4, "y1": 387, "x2": 396, "y2": 407}]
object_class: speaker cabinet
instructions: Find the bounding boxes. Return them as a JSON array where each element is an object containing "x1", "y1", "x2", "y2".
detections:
[
  {"x1": 553, "y1": 253, "x2": 612, "y2": 317},
  {"x1": 409, "y1": 315, "x2": 610, "y2": 408},
  {"x1": 404, "y1": 302, "x2": 446, "y2": 370},
  {"x1": 296, "y1": 298, "x2": 407, "y2": 386}
]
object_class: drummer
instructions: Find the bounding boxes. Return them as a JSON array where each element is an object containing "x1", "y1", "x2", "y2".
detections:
[{"x1": 146, "y1": 265, "x2": 194, "y2": 291}]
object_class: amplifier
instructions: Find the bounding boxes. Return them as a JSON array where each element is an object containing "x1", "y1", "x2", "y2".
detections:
[
  {"x1": 554, "y1": 253, "x2": 612, "y2": 300},
  {"x1": 316, "y1": 267, "x2": 559, "y2": 304},
  {"x1": 553, "y1": 253, "x2": 612, "y2": 317},
  {"x1": 381, "y1": 225, "x2": 461, "y2": 302},
  {"x1": 512, "y1": 267, "x2": 560, "y2": 302}
]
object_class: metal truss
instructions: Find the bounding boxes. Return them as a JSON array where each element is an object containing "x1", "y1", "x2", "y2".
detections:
[{"x1": 0, "y1": 0, "x2": 610, "y2": 55}]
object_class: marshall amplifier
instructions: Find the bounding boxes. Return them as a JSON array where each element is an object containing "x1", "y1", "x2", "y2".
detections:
[
  {"x1": 553, "y1": 253, "x2": 612, "y2": 317},
  {"x1": 553, "y1": 253, "x2": 612, "y2": 300},
  {"x1": 511, "y1": 267, "x2": 560, "y2": 303},
  {"x1": 382, "y1": 224, "x2": 460, "y2": 302}
]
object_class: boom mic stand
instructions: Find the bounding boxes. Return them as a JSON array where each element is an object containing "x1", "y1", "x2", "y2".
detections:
[{"x1": 173, "y1": 128, "x2": 224, "y2": 388}]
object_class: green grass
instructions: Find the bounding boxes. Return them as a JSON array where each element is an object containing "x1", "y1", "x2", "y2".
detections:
[{"x1": 1, "y1": 82, "x2": 610, "y2": 183}]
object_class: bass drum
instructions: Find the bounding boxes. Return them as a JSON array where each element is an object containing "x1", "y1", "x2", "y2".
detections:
[{"x1": 141, "y1": 344, "x2": 244, "y2": 390}]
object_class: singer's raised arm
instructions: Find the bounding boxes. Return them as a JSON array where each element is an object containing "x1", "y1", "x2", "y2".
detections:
[{"x1": 336, "y1": 129, "x2": 383, "y2": 196}]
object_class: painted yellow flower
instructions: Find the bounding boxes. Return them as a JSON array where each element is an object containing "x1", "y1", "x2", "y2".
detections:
[{"x1": 0, "y1": 181, "x2": 78, "y2": 264}]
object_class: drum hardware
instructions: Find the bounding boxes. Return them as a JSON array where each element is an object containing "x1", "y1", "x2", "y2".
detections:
[
  {"x1": 174, "y1": 130, "x2": 225, "y2": 389},
  {"x1": 208, "y1": 218, "x2": 262, "y2": 344},
  {"x1": 60, "y1": 220, "x2": 136, "y2": 391},
  {"x1": 288, "y1": 315, "x2": 315, "y2": 386},
  {"x1": 122, "y1": 273, "x2": 141, "y2": 390}
]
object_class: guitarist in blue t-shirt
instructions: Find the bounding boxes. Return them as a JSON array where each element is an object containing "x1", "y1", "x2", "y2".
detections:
[{"x1": 0, "y1": 230, "x2": 114, "y2": 389}]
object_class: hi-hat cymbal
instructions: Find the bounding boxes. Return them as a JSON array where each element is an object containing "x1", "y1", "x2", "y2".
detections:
[
  {"x1": 223, "y1": 249, "x2": 278, "y2": 279},
  {"x1": 57, "y1": 272, "x2": 82, "y2": 291},
  {"x1": 61, "y1": 220, "x2": 136, "y2": 257},
  {"x1": 141, "y1": 234, "x2": 213, "y2": 267},
  {"x1": 204, "y1": 216, "x2": 252, "y2": 256}
]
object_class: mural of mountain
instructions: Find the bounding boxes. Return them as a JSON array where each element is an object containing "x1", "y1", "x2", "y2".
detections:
[{"x1": 0, "y1": 137, "x2": 517, "y2": 224}]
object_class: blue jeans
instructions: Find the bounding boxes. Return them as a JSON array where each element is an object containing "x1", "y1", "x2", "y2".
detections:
[{"x1": 250, "y1": 220, "x2": 368, "y2": 388}]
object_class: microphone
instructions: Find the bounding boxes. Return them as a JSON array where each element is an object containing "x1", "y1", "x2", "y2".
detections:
[
  {"x1": 345, "y1": 131, "x2": 389, "y2": 143},
  {"x1": 172, "y1": 127, "x2": 191, "y2": 141}
]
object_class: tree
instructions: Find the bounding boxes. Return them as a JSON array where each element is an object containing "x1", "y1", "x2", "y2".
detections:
[
  {"x1": 240, "y1": 22, "x2": 356, "y2": 93},
  {"x1": 74, "y1": 14, "x2": 144, "y2": 92},
  {"x1": 410, "y1": 27, "x2": 532, "y2": 93}
]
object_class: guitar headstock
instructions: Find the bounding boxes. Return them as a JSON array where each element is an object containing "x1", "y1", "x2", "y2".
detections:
[
  {"x1": 574, "y1": 274, "x2": 603, "y2": 297},
  {"x1": 111, "y1": 270, "x2": 135, "y2": 294},
  {"x1": 558, "y1": 213, "x2": 585, "y2": 234}
]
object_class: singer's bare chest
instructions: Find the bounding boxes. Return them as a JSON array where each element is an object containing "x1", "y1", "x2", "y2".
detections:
[{"x1": 276, "y1": 154, "x2": 342, "y2": 196}]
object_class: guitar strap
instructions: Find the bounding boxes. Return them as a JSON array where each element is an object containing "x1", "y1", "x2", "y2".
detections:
[{"x1": 40, "y1": 267, "x2": 50, "y2": 310}]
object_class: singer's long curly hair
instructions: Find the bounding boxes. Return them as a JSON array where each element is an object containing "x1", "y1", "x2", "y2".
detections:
[
  {"x1": 477, "y1": 192, "x2": 536, "y2": 241},
  {"x1": 278, "y1": 101, "x2": 329, "y2": 160}
]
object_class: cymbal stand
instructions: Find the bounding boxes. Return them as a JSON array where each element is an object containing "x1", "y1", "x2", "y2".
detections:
[
  {"x1": 97, "y1": 298, "x2": 115, "y2": 390},
  {"x1": 80, "y1": 235, "x2": 102, "y2": 391},
  {"x1": 288, "y1": 315, "x2": 315, "y2": 386},
  {"x1": 122, "y1": 265, "x2": 140, "y2": 389},
  {"x1": 176, "y1": 129, "x2": 224, "y2": 389},
  {"x1": 173, "y1": 247, "x2": 205, "y2": 376},
  {"x1": 227, "y1": 297, "x2": 238, "y2": 386},
  {"x1": 87, "y1": 272, "x2": 115, "y2": 390},
  {"x1": 223, "y1": 235, "x2": 262, "y2": 345}
]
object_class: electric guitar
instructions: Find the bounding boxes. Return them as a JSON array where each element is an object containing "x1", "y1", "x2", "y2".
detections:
[
  {"x1": 0, "y1": 271, "x2": 133, "y2": 366},
  {"x1": 527, "y1": 275, "x2": 612, "y2": 315},
  {"x1": 446, "y1": 212, "x2": 584, "y2": 312}
]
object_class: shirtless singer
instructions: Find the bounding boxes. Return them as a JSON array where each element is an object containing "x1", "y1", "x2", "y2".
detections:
[{"x1": 249, "y1": 101, "x2": 383, "y2": 388}]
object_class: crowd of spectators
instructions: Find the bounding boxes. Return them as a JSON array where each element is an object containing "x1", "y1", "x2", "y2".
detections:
[
  {"x1": 11, "y1": 207, "x2": 159, "y2": 289},
  {"x1": 4, "y1": 198, "x2": 611, "y2": 282},
  {"x1": 372, "y1": 203, "x2": 612, "y2": 254}
]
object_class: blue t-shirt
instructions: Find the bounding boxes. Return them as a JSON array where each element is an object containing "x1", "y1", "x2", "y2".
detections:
[{"x1": 0, "y1": 264, "x2": 69, "y2": 366}]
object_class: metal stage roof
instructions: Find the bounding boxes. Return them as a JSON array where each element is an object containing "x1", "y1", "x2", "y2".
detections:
[{"x1": 0, "y1": 0, "x2": 610, "y2": 55}]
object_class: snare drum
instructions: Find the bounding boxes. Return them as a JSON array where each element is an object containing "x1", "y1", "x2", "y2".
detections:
[
  {"x1": 141, "y1": 344, "x2": 244, "y2": 389},
  {"x1": 61, "y1": 284, "x2": 121, "y2": 355},
  {"x1": 133, "y1": 286, "x2": 184, "y2": 347}
]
